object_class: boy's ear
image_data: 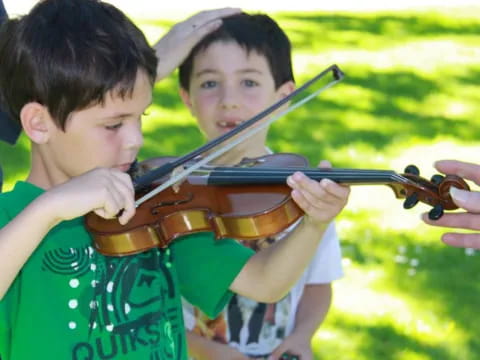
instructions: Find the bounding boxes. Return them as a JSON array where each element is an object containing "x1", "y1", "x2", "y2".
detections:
[
  {"x1": 179, "y1": 87, "x2": 195, "y2": 115},
  {"x1": 20, "y1": 102, "x2": 55, "y2": 144},
  {"x1": 277, "y1": 80, "x2": 296, "y2": 99}
]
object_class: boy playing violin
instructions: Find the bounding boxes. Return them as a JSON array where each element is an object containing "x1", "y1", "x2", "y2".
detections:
[
  {"x1": 178, "y1": 13, "x2": 344, "y2": 360},
  {"x1": 0, "y1": 1, "x2": 349, "y2": 359}
]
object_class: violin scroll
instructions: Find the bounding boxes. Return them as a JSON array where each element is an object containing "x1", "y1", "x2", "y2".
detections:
[{"x1": 393, "y1": 164, "x2": 470, "y2": 220}]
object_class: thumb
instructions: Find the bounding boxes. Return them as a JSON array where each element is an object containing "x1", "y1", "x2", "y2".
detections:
[
  {"x1": 450, "y1": 187, "x2": 480, "y2": 212},
  {"x1": 318, "y1": 159, "x2": 332, "y2": 168}
]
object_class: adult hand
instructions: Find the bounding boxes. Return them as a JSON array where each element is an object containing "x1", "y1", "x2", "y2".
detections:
[
  {"x1": 422, "y1": 160, "x2": 480, "y2": 248},
  {"x1": 153, "y1": 8, "x2": 241, "y2": 81}
]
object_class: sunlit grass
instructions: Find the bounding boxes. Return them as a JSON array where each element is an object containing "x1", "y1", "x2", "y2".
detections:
[{"x1": 1, "y1": 7, "x2": 479, "y2": 360}]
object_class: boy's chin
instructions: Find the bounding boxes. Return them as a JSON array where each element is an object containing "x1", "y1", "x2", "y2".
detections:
[{"x1": 218, "y1": 126, "x2": 237, "y2": 136}]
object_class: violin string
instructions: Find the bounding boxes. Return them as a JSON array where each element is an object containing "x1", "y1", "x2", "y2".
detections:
[
  {"x1": 209, "y1": 168, "x2": 397, "y2": 174},
  {"x1": 203, "y1": 168, "x2": 426, "y2": 187},
  {"x1": 209, "y1": 167, "x2": 416, "y2": 180},
  {"x1": 207, "y1": 168, "x2": 397, "y2": 180}
]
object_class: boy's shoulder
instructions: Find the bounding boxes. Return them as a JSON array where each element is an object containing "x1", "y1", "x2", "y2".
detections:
[{"x1": 0, "y1": 182, "x2": 44, "y2": 219}]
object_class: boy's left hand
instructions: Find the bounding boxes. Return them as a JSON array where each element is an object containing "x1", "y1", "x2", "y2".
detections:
[
  {"x1": 287, "y1": 160, "x2": 350, "y2": 227},
  {"x1": 268, "y1": 334, "x2": 312, "y2": 360},
  {"x1": 153, "y1": 7, "x2": 241, "y2": 81}
]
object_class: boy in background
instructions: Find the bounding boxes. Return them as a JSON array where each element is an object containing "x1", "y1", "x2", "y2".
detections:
[{"x1": 178, "y1": 13, "x2": 344, "y2": 360}]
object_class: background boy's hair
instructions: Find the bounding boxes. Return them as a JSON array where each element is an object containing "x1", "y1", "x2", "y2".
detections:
[
  {"x1": 179, "y1": 13, "x2": 294, "y2": 91},
  {"x1": 0, "y1": 0, "x2": 158, "y2": 130}
]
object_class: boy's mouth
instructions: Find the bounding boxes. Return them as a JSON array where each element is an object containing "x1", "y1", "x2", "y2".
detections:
[
  {"x1": 217, "y1": 119, "x2": 243, "y2": 129},
  {"x1": 116, "y1": 162, "x2": 134, "y2": 172}
]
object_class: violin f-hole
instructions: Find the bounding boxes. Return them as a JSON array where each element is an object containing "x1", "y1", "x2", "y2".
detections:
[{"x1": 151, "y1": 192, "x2": 194, "y2": 214}]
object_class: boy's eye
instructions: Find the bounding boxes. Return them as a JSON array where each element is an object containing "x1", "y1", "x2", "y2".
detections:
[
  {"x1": 200, "y1": 80, "x2": 217, "y2": 89},
  {"x1": 242, "y1": 79, "x2": 259, "y2": 87},
  {"x1": 105, "y1": 123, "x2": 122, "y2": 130}
]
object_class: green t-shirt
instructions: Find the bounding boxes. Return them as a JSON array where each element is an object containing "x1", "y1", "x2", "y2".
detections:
[{"x1": 0, "y1": 182, "x2": 253, "y2": 360}]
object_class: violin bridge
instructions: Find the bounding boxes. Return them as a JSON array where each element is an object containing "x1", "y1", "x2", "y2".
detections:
[
  {"x1": 170, "y1": 166, "x2": 187, "y2": 193},
  {"x1": 238, "y1": 157, "x2": 265, "y2": 167}
]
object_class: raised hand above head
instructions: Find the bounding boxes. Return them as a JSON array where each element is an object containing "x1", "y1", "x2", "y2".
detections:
[{"x1": 153, "y1": 7, "x2": 241, "y2": 81}]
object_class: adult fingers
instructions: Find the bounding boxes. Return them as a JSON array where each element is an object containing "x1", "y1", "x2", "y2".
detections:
[
  {"x1": 435, "y1": 160, "x2": 480, "y2": 185},
  {"x1": 441, "y1": 232, "x2": 480, "y2": 249},
  {"x1": 449, "y1": 188, "x2": 480, "y2": 213},
  {"x1": 422, "y1": 212, "x2": 480, "y2": 231},
  {"x1": 188, "y1": 7, "x2": 241, "y2": 27}
]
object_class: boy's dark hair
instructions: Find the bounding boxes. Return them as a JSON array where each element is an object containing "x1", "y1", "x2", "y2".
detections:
[
  {"x1": 0, "y1": 0, "x2": 157, "y2": 130},
  {"x1": 179, "y1": 13, "x2": 294, "y2": 91}
]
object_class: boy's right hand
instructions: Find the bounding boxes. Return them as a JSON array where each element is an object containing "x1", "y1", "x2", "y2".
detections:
[{"x1": 44, "y1": 168, "x2": 135, "y2": 225}]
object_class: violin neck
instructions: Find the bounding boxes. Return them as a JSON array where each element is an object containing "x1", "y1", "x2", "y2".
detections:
[{"x1": 190, "y1": 167, "x2": 403, "y2": 186}]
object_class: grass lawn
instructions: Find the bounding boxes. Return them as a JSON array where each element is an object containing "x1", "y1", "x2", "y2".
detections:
[{"x1": 1, "y1": 6, "x2": 479, "y2": 360}]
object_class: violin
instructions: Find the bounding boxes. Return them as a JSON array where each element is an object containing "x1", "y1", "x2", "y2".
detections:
[
  {"x1": 83, "y1": 64, "x2": 470, "y2": 256},
  {"x1": 84, "y1": 153, "x2": 470, "y2": 256}
]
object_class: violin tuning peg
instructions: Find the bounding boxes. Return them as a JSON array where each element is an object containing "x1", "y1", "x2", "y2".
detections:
[
  {"x1": 404, "y1": 164, "x2": 420, "y2": 176},
  {"x1": 430, "y1": 174, "x2": 445, "y2": 186},
  {"x1": 428, "y1": 204, "x2": 444, "y2": 220},
  {"x1": 403, "y1": 193, "x2": 419, "y2": 209}
]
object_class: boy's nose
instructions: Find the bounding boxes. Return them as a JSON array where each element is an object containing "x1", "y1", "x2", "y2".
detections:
[
  {"x1": 125, "y1": 123, "x2": 144, "y2": 150},
  {"x1": 220, "y1": 86, "x2": 239, "y2": 109}
]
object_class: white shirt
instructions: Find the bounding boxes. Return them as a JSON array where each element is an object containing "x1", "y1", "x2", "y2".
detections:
[{"x1": 183, "y1": 220, "x2": 343, "y2": 358}]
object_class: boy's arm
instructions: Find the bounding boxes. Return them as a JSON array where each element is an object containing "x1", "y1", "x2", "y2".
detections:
[
  {"x1": 271, "y1": 284, "x2": 332, "y2": 359},
  {"x1": 230, "y1": 172, "x2": 349, "y2": 303},
  {"x1": 0, "y1": 168, "x2": 135, "y2": 299},
  {"x1": 0, "y1": 194, "x2": 62, "y2": 298},
  {"x1": 153, "y1": 8, "x2": 241, "y2": 82},
  {"x1": 293, "y1": 283, "x2": 333, "y2": 339}
]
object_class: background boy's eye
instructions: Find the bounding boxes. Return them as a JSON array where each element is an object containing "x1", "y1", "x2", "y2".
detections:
[
  {"x1": 200, "y1": 80, "x2": 217, "y2": 89},
  {"x1": 243, "y1": 79, "x2": 259, "y2": 87}
]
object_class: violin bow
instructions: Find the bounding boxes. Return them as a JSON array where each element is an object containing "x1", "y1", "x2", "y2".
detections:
[{"x1": 134, "y1": 64, "x2": 345, "y2": 207}]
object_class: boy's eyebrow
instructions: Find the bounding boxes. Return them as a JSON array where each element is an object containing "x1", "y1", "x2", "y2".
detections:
[
  {"x1": 194, "y1": 68, "x2": 264, "y2": 77},
  {"x1": 103, "y1": 113, "x2": 133, "y2": 120},
  {"x1": 103, "y1": 101, "x2": 153, "y2": 120}
]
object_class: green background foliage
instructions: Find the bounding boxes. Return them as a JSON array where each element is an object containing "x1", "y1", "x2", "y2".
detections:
[{"x1": 1, "y1": 6, "x2": 479, "y2": 359}]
